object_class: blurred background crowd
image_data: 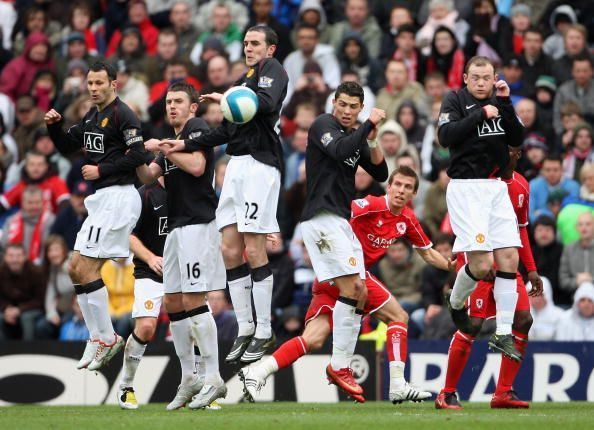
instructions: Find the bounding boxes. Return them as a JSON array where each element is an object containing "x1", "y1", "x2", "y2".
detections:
[{"x1": 0, "y1": 0, "x2": 593, "y2": 345}]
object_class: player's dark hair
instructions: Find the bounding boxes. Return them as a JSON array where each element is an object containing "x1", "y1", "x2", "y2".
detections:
[
  {"x1": 334, "y1": 81, "x2": 364, "y2": 104},
  {"x1": 88, "y1": 61, "x2": 117, "y2": 81},
  {"x1": 167, "y1": 81, "x2": 199, "y2": 104},
  {"x1": 388, "y1": 166, "x2": 419, "y2": 192},
  {"x1": 246, "y1": 24, "x2": 279, "y2": 46},
  {"x1": 543, "y1": 154, "x2": 562, "y2": 165},
  {"x1": 464, "y1": 56, "x2": 495, "y2": 74}
]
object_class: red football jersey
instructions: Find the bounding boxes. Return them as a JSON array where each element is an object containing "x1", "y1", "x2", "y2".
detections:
[{"x1": 350, "y1": 195, "x2": 432, "y2": 268}]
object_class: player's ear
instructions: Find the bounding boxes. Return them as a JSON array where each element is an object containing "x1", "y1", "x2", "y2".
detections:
[
  {"x1": 494, "y1": 73, "x2": 499, "y2": 82},
  {"x1": 267, "y1": 44, "x2": 276, "y2": 57},
  {"x1": 463, "y1": 73, "x2": 468, "y2": 85},
  {"x1": 190, "y1": 102, "x2": 198, "y2": 114}
]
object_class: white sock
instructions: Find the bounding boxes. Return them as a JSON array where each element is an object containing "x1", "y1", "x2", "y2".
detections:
[
  {"x1": 76, "y1": 293, "x2": 100, "y2": 340},
  {"x1": 389, "y1": 361, "x2": 406, "y2": 391},
  {"x1": 494, "y1": 274, "x2": 518, "y2": 335},
  {"x1": 253, "y1": 274, "x2": 273, "y2": 339},
  {"x1": 120, "y1": 334, "x2": 147, "y2": 388},
  {"x1": 346, "y1": 311, "x2": 363, "y2": 358},
  {"x1": 450, "y1": 265, "x2": 478, "y2": 309},
  {"x1": 194, "y1": 346, "x2": 205, "y2": 381},
  {"x1": 228, "y1": 274, "x2": 255, "y2": 336},
  {"x1": 190, "y1": 311, "x2": 222, "y2": 386},
  {"x1": 170, "y1": 318, "x2": 197, "y2": 385},
  {"x1": 86, "y1": 286, "x2": 116, "y2": 343},
  {"x1": 258, "y1": 355, "x2": 279, "y2": 379},
  {"x1": 331, "y1": 299, "x2": 357, "y2": 370}
]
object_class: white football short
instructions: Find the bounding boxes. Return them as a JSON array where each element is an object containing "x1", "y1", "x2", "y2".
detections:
[
  {"x1": 216, "y1": 155, "x2": 281, "y2": 234},
  {"x1": 301, "y1": 211, "x2": 366, "y2": 282},
  {"x1": 74, "y1": 185, "x2": 141, "y2": 258},
  {"x1": 447, "y1": 179, "x2": 521, "y2": 253},
  {"x1": 163, "y1": 221, "x2": 226, "y2": 294},
  {"x1": 132, "y1": 278, "x2": 164, "y2": 318}
]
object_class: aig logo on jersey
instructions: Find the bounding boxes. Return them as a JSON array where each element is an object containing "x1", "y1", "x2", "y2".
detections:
[
  {"x1": 477, "y1": 117, "x2": 505, "y2": 137},
  {"x1": 84, "y1": 132, "x2": 104, "y2": 153},
  {"x1": 158, "y1": 217, "x2": 168, "y2": 236}
]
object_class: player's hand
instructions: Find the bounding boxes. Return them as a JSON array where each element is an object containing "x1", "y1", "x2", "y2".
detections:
[
  {"x1": 148, "y1": 255, "x2": 164, "y2": 276},
  {"x1": 483, "y1": 105, "x2": 499, "y2": 119},
  {"x1": 495, "y1": 80, "x2": 510, "y2": 97},
  {"x1": 44, "y1": 109, "x2": 62, "y2": 125},
  {"x1": 447, "y1": 257, "x2": 457, "y2": 272},
  {"x1": 266, "y1": 234, "x2": 278, "y2": 244},
  {"x1": 144, "y1": 138, "x2": 161, "y2": 152},
  {"x1": 527, "y1": 271, "x2": 543, "y2": 297},
  {"x1": 368, "y1": 108, "x2": 386, "y2": 126},
  {"x1": 199, "y1": 92, "x2": 223, "y2": 103},
  {"x1": 159, "y1": 139, "x2": 186, "y2": 155},
  {"x1": 82, "y1": 165, "x2": 100, "y2": 180}
]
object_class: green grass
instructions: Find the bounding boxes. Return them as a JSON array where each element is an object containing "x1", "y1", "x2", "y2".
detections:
[{"x1": 1, "y1": 402, "x2": 592, "y2": 430}]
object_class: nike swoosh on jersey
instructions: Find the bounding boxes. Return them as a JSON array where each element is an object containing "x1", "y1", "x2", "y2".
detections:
[
  {"x1": 153, "y1": 205, "x2": 164, "y2": 210},
  {"x1": 466, "y1": 104, "x2": 476, "y2": 109}
]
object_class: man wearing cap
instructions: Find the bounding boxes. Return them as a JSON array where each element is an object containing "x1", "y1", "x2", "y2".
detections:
[
  {"x1": 519, "y1": 132, "x2": 548, "y2": 181},
  {"x1": 50, "y1": 181, "x2": 91, "y2": 250},
  {"x1": 501, "y1": 55, "x2": 528, "y2": 102},
  {"x1": 534, "y1": 75, "x2": 557, "y2": 129},
  {"x1": 11, "y1": 95, "x2": 45, "y2": 160}
]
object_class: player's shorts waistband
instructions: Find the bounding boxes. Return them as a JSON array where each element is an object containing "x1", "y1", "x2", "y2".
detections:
[
  {"x1": 94, "y1": 184, "x2": 137, "y2": 194},
  {"x1": 449, "y1": 178, "x2": 501, "y2": 184},
  {"x1": 230, "y1": 154, "x2": 254, "y2": 161}
]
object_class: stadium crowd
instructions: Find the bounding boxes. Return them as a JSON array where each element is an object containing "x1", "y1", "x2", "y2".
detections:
[{"x1": 0, "y1": 0, "x2": 593, "y2": 344}]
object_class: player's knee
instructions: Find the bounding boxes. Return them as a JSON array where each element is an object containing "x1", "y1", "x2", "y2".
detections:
[
  {"x1": 354, "y1": 280, "x2": 367, "y2": 300},
  {"x1": 221, "y1": 241, "x2": 243, "y2": 264},
  {"x1": 396, "y1": 309, "x2": 409, "y2": 324},
  {"x1": 304, "y1": 333, "x2": 325, "y2": 351},
  {"x1": 514, "y1": 312, "x2": 533, "y2": 333},
  {"x1": 68, "y1": 258, "x2": 80, "y2": 282},
  {"x1": 135, "y1": 320, "x2": 156, "y2": 341},
  {"x1": 244, "y1": 242, "x2": 265, "y2": 266},
  {"x1": 470, "y1": 260, "x2": 492, "y2": 280}
]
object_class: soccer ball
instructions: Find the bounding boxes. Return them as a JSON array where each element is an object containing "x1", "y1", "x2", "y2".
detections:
[{"x1": 220, "y1": 86, "x2": 259, "y2": 124}]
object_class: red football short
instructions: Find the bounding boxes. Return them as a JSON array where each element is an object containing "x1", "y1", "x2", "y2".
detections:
[
  {"x1": 304, "y1": 271, "x2": 392, "y2": 325},
  {"x1": 467, "y1": 273, "x2": 530, "y2": 319}
]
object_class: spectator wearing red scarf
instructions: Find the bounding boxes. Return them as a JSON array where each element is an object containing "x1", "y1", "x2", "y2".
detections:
[{"x1": 425, "y1": 26, "x2": 464, "y2": 91}]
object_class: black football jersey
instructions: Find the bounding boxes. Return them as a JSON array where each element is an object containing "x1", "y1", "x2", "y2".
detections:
[
  {"x1": 132, "y1": 182, "x2": 167, "y2": 283},
  {"x1": 47, "y1": 97, "x2": 149, "y2": 189},
  {"x1": 301, "y1": 114, "x2": 388, "y2": 221},
  {"x1": 154, "y1": 117, "x2": 216, "y2": 230}
]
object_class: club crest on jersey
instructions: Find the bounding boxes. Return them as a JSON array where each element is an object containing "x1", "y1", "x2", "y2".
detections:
[
  {"x1": 246, "y1": 68, "x2": 255, "y2": 78},
  {"x1": 354, "y1": 199, "x2": 369, "y2": 208},
  {"x1": 83, "y1": 132, "x2": 104, "y2": 153},
  {"x1": 477, "y1": 117, "x2": 505, "y2": 137},
  {"x1": 396, "y1": 222, "x2": 407, "y2": 234},
  {"x1": 158, "y1": 217, "x2": 168, "y2": 235},
  {"x1": 518, "y1": 194, "x2": 525, "y2": 208},
  {"x1": 101, "y1": 117, "x2": 109, "y2": 127},
  {"x1": 258, "y1": 76, "x2": 274, "y2": 88},
  {"x1": 144, "y1": 300, "x2": 154, "y2": 310},
  {"x1": 476, "y1": 233, "x2": 486, "y2": 244},
  {"x1": 438, "y1": 112, "x2": 450, "y2": 126},
  {"x1": 321, "y1": 132, "x2": 333, "y2": 146},
  {"x1": 476, "y1": 299, "x2": 483, "y2": 309},
  {"x1": 348, "y1": 257, "x2": 357, "y2": 266}
]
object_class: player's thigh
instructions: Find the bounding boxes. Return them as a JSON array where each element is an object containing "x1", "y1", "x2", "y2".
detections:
[
  {"x1": 302, "y1": 314, "x2": 332, "y2": 351},
  {"x1": 236, "y1": 158, "x2": 281, "y2": 234},
  {"x1": 216, "y1": 159, "x2": 241, "y2": 232},
  {"x1": 333, "y1": 274, "x2": 366, "y2": 300},
  {"x1": 301, "y1": 213, "x2": 365, "y2": 284},
  {"x1": 182, "y1": 292, "x2": 207, "y2": 310},
  {"x1": 220, "y1": 224, "x2": 245, "y2": 267},
  {"x1": 164, "y1": 292, "x2": 184, "y2": 313},
  {"x1": 132, "y1": 278, "x2": 163, "y2": 319},
  {"x1": 163, "y1": 232, "x2": 182, "y2": 295},
  {"x1": 465, "y1": 250, "x2": 494, "y2": 276},
  {"x1": 69, "y1": 251, "x2": 106, "y2": 283}
]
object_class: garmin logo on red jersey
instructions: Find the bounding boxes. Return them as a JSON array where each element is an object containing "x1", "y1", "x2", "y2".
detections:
[
  {"x1": 366, "y1": 233, "x2": 395, "y2": 249},
  {"x1": 83, "y1": 132, "x2": 104, "y2": 153},
  {"x1": 477, "y1": 117, "x2": 505, "y2": 137},
  {"x1": 158, "y1": 217, "x2": 168, "y2": 236}
]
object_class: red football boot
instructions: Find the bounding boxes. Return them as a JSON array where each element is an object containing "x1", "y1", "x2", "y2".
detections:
[
  {"x1": 435, "y1": 390, "x2": 462, "y2": 410},
  {"x1": 326, "y1": 365, "x2": 364, "y2": 395},
  {"x1": 490, "y1": 390, "x2": 529, "y2": 408},
  {"x1": 351, "y1": 393, "x2": 366, "y2": 403}
]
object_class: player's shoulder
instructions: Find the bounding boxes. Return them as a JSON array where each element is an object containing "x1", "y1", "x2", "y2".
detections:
[
  {"x1": 312, "y1": 113, "x2": 337, "y2": 129},
  {"x1": 511, "y1": 172, "x2": 530, "y2": 192},
  {"x1": 258, "y1": 57, "x2": 284, "y2": 72},
  {"x1": 352, "y1": 194, "x2": 388, "y2": 214},
  {"x1": 399, "y1": 205, "x2": 420, "y2": 223},
  {"x1": 114, "y1": 97, "x2": 138, "y2": 117},
  {"x1": 186, "y1": 117, "x2": 209, "y2": 135}
]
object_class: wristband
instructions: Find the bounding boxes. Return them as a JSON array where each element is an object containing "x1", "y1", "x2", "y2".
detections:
[{"x1": 367, "y1": 139, "x2": 378, "y2": 148}]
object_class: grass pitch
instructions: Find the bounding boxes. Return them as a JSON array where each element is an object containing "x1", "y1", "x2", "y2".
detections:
[{"x1": 1, "y1": 402, "x2": 592, "y2": 430}]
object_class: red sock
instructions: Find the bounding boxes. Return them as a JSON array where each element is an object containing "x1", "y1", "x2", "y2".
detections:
[
  {"x1": 272, "y1": 336, "x2": 308, "y2": 370},
  {"x1": 386, "y1": 322, "x2": 408, "y2": 362},
  {"x1": 495, "y1": 330, "x2": 528, "y2": 394},
  {"x1": 444, "y1": 331, "x2": 474, "y2": 393}
]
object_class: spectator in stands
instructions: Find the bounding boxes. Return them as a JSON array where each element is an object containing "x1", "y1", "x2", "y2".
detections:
[
  {"x1": 329, "y1": 0, "x2": 382, "y2": 59},
  {"x1": 145, "y1": 29, "x2": 181, "y2": 86},
  {"x1": 509, "y1": 3, "x2": 531, "y2": 55},
  {"x1": 558, "y1": 163, "x2": 594, "y2": 246},
  {"x1": 529, "y1": 155, "x2": 580, "y2": 222},
  {"x1": 59, "y1": 2, "x2": 99, "y2": 58},
  {"x1": 553, "y1": 54, "x2": 594, "y2": 136},
  {"x1": 56, "y1": 32, "x2": 93, "y2": 86},
  {"x1": 397, "y1": 152, "x2": 431, "y2": 219},
  {"x1": 11, "y1": 95, "x2": 44, "y2": 160},
  {"x1": 30, "y1": 128, "x2": 71, "y2": 181},
  {"x1": 563, "y1": 124, "x2": 594, "y2": 181},
  {"x1": 0, "y1": 151, "x2": 70, "y2": 214},
  {"x1": 397, "y1": 100, "x2": 427, "y2": 152},
  {"x1": 354, "y1": 166, "x2": 384, "y2": 200},
  {"x1": 106, "y1": 0, "x2": 158, "y2": 57},
  {"x1": 109, "y1": 25, "x2": 149, "y2": 77},
  {"x1": 284, "y1": 60, "x2": 331, "y2": 121},
  {"x1": 29, "y1": 69, "x2": 58, "y2": 113},
  {"x1": 291, "y1": 0, "x2": 332, "y2": 47},
  {"x1": 377, "y1": 238, "x2": 426, "y2": 314},
  {"x1": 102, "y1": 257, "x2": 135, "y2": 339},
  {"x1": 207, "y1": 289, "x2": 238, "y2": 343},
  {"x1": 500, "y1": 55, "x2": 528, "y2": 102},
  {"x1": 423, "y1": 162, "x2": 449, "y2": 238},
  {"x1": 1, "y1": 185, "x2": 55, "y2": 265},
  {"x1": 515, "y1": 98, "x2": 555, "y2": 152},
  {"x1": 464, "y1": 0, "x2": 512, "y2": 65},
  {"x1": 425, "y1": 26, "x2": 465, "y2": 91},
  {"x1": 50, "y1": 180, "x2": 90, "y2": 250},
  {"x1": 531, "y1": 215, "x2": 566, "y2": 305},
  {"x1": 559, "y1": 212, "x2": 594, "y2": 298},
  {"x1": 528, "y1": 277, "x2": 565, "y2": 341},
  {"x1": 59, "y1": 297, "x2": 89, "y2": 341},
  {"x1": 552, "y1": 24, "x2": 590, "y2": 85},
  {"x1": 53, "y1": 58, "x2": 90, "y2": 113},
  {"x1": 377, "y1": 119, "x2": 420, "y2": 181},
  {"x1": 284, "y1": 160, "x2": 307, "y2": 234},
  {"x1": 543, "y1": 4, "x2": 577, "y2": 61},
  {"x1": 35, "y1": 235, "x2": 74, "y2": 339},
  {"x1": 389, "y1": 24, "x2": 425, "y2": 85},
  {"x1": 0, "y1": 32, "x2": 54, "y2": 102},
  {"x1": 554, "y1": 282, "x2": 594, "y2": 341},
  {"x1": 376, "y1": 59, "x2": 427, "y2": 121},
  {"x1": 518, "y1": 27, "x2": 553, "y2": 99},
  {"x1": 275, "y1": 305, "x2": 304, "y2": 341},
  {"x1": 415, "y1": 0, "x2": 468, "y2": 57},
  {"x1": 535, "y1": 75, "x2": 557, "y2": 133},
  {"x1": 11, "y1": 5, "x2": 61, "y2": 57},
  {"x1": 336, "y1": 32, "x2": 383, "y2": 94},
  {"x1": 284, "y1": 127, "x2": 308, "y2": 189},
  {"x1": 115, "y1": 60, "x2": 149, "y2": 122},
  {"x1": 0, "y1": 243, "x2": 45, "y2": 340},
  {"x1": 200, "y1": 55, "x2": 232, "y2": 95},
  {"x1": 245, "y1": 0, "x2": 291, "y2": 63},
  {"x1": 284, "y1": 23, "x2": 340, "y2": 103},
  {"x1": 558, "y1": 101, "x2": 585, "y2": 153},
  {"x1": 518, "y1": 132, "x2": 547, "y2": 182},
  {"x1": 379, "y1": 6, "x2": 415, "y2": 61},
  {"x1": 190, "y1": 2, "x2": 243, "y2": 64},
  {"x1": 169, "y1": 1, "x2": 200, "y2": 57},
  {"x1": 266, "y1": 232, "x2": 295, "y2": 312}
]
